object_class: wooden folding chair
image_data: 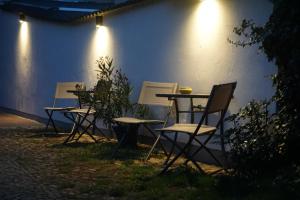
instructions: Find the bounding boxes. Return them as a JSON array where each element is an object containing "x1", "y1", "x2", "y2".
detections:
[
  {"x1": 44, "y1": 82, "x2": 84, "y2": 133},
  {"x1": 158, "y1": 82, "x2": 237, "y2": 174},
  {"x1": 113, "y1": 81, "x2": 178, "y2": 158}
]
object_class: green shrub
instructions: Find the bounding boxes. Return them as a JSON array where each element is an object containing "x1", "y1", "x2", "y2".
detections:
[
  {"x1": 93, "y1": 56, "x2": 133, "y2": 127},
  {"x1": 225, "y1": 99, "x2": 300, "y2": 195},
  {"x1": 226, "y1": 100, "x2": 283, "y2": 178}
]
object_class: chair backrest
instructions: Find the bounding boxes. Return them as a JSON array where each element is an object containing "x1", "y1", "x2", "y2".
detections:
[
  {"x1": 55, "y1": 82, "x2": 85, "y2": 99},
  {"x1": 205, "y1": 82, "x2": 236, "y2": 114},
  {"x1": 194, "y1": 82, "x2": 236, "y2": 135},
  {"x1": 138, "y1": 81, "x2": 178, "y2": 107}
]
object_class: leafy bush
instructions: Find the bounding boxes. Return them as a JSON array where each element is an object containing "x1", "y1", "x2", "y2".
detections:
[
  {"x1": 226, "y1": 99, "x2": 300, "y2": 195},
  {"x1": 227, "y1": 0, "x2": 300, "y2": 192},
  {"x1": 93, "y1": 56, "x2": 133, "y2": 127},
  {"x1": 226, "y1": 100, "x2": 285, "y2": 178}
]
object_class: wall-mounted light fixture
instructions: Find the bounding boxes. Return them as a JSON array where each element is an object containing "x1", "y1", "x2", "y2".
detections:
[
  {"x1": 96, "y1": 15, "x2": 103, "y2": 28},
  {"x1": 19, "y1": 13, "x2": 26, "y2": 23}
]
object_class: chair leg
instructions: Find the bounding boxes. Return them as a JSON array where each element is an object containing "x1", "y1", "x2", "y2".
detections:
[
  {"x1": 45, "y1": 111, "x2": 52, "y2": 130},
  {"x1": 88, "y1": 113, "x2": 110, "y2": 140},
  {"x1": 144, "y1": 125, "x2": 168, "y2": 160},
  {"x1": 160, "y1": 133, "x2": 187, "y2": 174},
  {"x1": 185, "y1": 135, "x2": 224, "y2": 168},
  {"x1": 76, "y1": 119, "x2": 98, "y2": 143},
  {"x1": 163, "y1": 132, "x2": 178, "y2": 166},
  {"x1": 183, "y1": 137, "x2": 193, "y2": 165},
  {"x1": 74, "y1": 115, "x2": 92, "y2": 142},
  {"x1": 45, "y1": 110, "x2": 58, "y2": 133},
  {"x1": 183, "y1": 142, "x2": 225, "y2": 176},
  {"x1": 161, "y1": 147, "x2": 183, "y2": 174},
  {"x1": 162, "y1": 149, "x2": 204, "y2": 173},
  {"x1": 187, "y1": 157, "x2": 205, "y2": 173},
  {"x1": 160, "y1": 133, "x2": 206, "y2": 174},
  {"x1": 169, "y1": 135, "x2": 205, "y2": 173},
  {"x1": 69, "y1": 113, "x2": 78, "y2": 135},
  {"x1": 65, "y1": 112, "x2": 78, "y2": 141},
  {"x1": 86, "y1": 131, "x2": 98, "y2": 142},
  {"x1": 63, "y1": 112, "x2": 81, "y2": 144},
  {"x1": 70, "y1": 131, "x2": 77, "y2": 141},
  {"x1": 220, "y1": 120, "x2": 229, "y2": 168},
  {"x1": 64, "y1": 133, "x2": 75, "y2": 144},
  {"x1": 205, "y1": 115, "x2": 208, "y2": 125},
  {"x1": 84, "y1": 115, "x2": 109, "y2": 141},
  {"x1": 145, "y1": 133, "x2": 162, "y2": 160},
  {"x1": 64, "y1": 111, "x2": 108, "y2": 144},
  {"x1": 88, "y1": 120, "x2": 99, "y2": 142}
]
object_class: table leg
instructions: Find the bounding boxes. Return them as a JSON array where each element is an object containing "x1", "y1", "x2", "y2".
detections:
[
  {"x1": 173, "y1": 98, "x2": 179, "y2": 123},
  {"x1": 113, "y1": 124, "x2": 139, "y2": 148},
  {"x1": 190, "y1": 98, "x2": 194, "y2": 123}
]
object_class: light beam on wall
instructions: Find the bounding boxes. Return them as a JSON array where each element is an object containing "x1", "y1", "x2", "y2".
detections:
[
  {"x1": 170, "y1": 0, "x2": 226, "y2": 87},
  {"x1": 19, "y1": 21, "x2": 29, "y2": 48},
  {"x1": 18, "y1": 21, "x2": 31, "y2": 74},
  {"x1": 16, "y1": 20, "x2": 32, "y2": 110},
  {"x1": 84, "y1": 24, "x2": 113, "y2": 84},
  {"x1": 93, "y1": 26, "x2": 109, "y2": 55},
  {"x1": 196, "y1": 0, "x2": 221, "y2": 43}
]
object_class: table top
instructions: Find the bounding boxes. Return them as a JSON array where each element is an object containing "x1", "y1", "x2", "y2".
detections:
[{"x1": 156, "y1": 93, "x2": 210, "y2": 98}]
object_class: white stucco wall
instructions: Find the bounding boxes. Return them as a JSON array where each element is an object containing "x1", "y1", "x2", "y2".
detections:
[{"x1": 0, "y1": 0, "x2": 275, "y2": 125}]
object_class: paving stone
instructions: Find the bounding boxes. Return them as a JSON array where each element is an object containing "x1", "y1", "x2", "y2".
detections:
[{"x1": 0, "y1": 111, "x2": 62, "y2": 200}]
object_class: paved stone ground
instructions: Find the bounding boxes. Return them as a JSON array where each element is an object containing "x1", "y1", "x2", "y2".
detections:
[
  {"x1": 0, "y1": 111, "x2": 120, "y2": 200},
  {"x1": 0, "y1": 111, "x2": 62, "y2": 200},
  {"x1": 0, "y1": 140, "x2": 62, "y2": 200}
]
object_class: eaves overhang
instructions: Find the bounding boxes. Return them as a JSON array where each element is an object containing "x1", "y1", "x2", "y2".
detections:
[{"x1": 0, "y1": 0, "x2": 150, "y2": 23}]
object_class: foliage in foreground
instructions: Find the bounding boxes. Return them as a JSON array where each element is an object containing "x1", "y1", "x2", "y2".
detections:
[
  {"x1": 226, "y1": 0, "x2": 300, "y2": 192},
  {"x1": 226, "y1": 100, "x2": 283, "y2": 178},
  {"x1": 225, "y1": 100, "x2": 300, "y2": 193}
]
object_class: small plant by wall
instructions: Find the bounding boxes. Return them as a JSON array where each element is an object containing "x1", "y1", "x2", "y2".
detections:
[{"x1": 93, "y1": 56, "x2": 133, "y2": 129}]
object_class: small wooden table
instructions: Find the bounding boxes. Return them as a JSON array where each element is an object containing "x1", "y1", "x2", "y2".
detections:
[{"x1": 156, "y1": 93, "x2": 210, "y2": 123}]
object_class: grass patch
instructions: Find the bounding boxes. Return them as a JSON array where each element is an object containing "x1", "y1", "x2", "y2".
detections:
[{"x1": 0, "y1": 132, "x2": 296, "y2": 200}]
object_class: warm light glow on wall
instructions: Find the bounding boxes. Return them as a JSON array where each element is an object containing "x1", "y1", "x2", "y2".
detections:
[
  {"x1": 84, "y1": 25, "x2": 113, "y2": 84},
  {"x1": 93, "y1": 26, "x2": 109, "y2": 55},
  {"x1": 16, "y1": 21, "x2": 32, "y2": 110},
  {"x1": 196, "y1": 0, "x2": 221, "y2": 43},
  {"x1": 170, "y1": 0, "x2": 228, "y2": 87},
  {"x1": 19, "y1": 22, "x2": 29, "y2": 49}
]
